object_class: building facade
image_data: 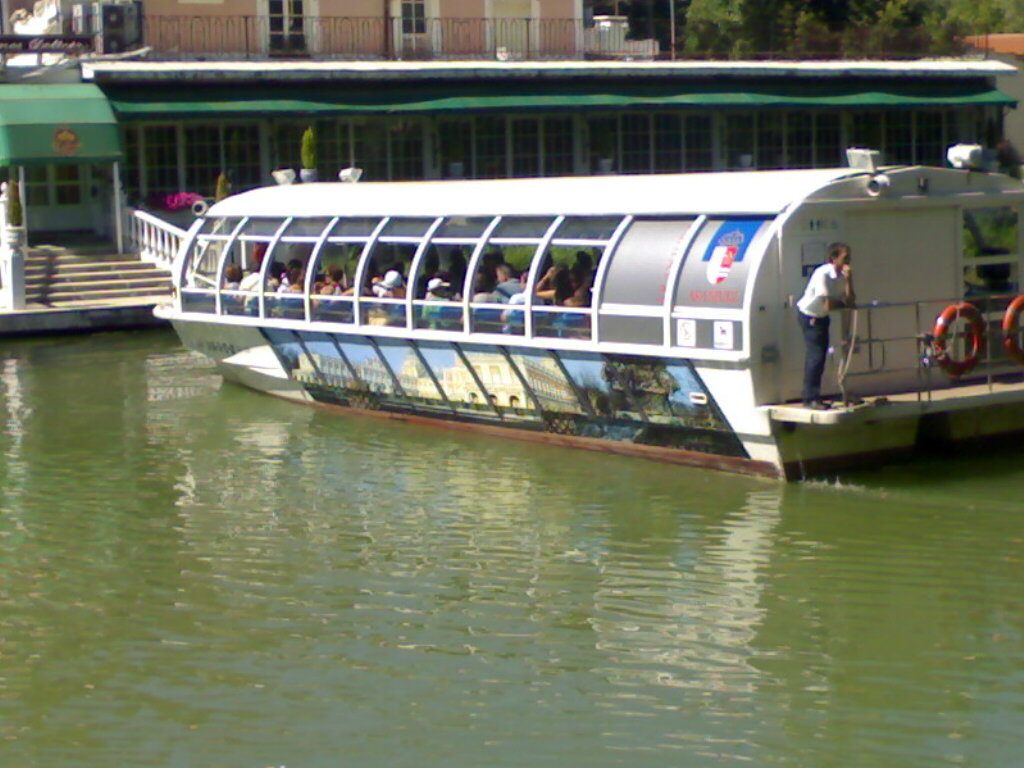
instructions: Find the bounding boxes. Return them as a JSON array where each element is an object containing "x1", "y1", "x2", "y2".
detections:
[{"x1": 81, "y1": 59, "x2": 1015, "y2": 211}]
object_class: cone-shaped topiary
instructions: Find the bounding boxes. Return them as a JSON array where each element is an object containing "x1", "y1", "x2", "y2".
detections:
[
  {"x1": 301, "y1": 125, "x2": 317, "y2": 171},
  {"x1": 214, "y1": 171, "x2": 230, "y2": 202},
  {"x1": 7, "y1": 175, "x2": 22, "y2": 227}
]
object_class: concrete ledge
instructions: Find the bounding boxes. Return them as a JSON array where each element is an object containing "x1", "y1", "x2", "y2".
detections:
[{"x1": 0, "y1": 303, "x2": 168, "y2": 336}]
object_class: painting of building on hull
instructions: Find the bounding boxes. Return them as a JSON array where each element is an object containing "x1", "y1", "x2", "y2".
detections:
[{"x1": 263, "y1": 328, "x2": 748, "y2": 458}]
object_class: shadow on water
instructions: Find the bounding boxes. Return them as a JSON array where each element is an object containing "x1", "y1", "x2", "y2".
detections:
[{"x1": 1, "y1": 332, "x2": 1023, "y2": 768}]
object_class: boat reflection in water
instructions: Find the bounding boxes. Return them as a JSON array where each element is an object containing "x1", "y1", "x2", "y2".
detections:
[{"x1": 160, "y1": 158, "x2": 1024, "y2": 479}]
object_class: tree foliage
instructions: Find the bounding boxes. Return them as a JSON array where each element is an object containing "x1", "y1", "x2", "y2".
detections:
[{"x1": 594, "y1": 0, "x2": 1002, "y2": 58}]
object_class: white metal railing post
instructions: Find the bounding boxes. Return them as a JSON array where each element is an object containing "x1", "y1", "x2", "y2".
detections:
[
  {"x1": 124, "y1": 207, "x2": 188, "y2": 271},
  {"x1": 0, "y1": 182, "x2": 26, "y2": 311}
]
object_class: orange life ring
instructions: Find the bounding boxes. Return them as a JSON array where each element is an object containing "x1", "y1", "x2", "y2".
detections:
[
  {"x1": 1002, "y1": 295, "x2": 1024, "y2": 365},
  {"x1": 932, "y1": 302, "x2": 984, "y2": 378}
]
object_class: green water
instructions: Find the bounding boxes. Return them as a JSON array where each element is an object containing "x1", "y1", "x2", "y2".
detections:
[{"x1": 1, "y1": 331, "x2": 1022, "y2": 768}]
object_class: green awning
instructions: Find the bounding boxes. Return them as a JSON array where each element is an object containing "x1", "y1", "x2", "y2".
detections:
[
  {"x1": 105, "y1": 78, "x2": 1016, "y2": 119},
  {"x1": 0, "y1": 83, "x2": 122, "y2": 165}
]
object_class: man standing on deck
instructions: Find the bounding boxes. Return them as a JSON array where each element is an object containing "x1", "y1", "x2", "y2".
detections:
[{"x1": 796, "y1": 242, "x2": 855, "y2": 410}]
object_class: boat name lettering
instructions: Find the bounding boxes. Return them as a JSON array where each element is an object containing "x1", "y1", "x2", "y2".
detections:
[{"x1": 689, "y1": 288, "x2": 740, "y2": 304}]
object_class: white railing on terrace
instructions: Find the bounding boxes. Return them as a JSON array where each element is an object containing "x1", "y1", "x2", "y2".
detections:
[{"x1": 127, "y1": 208, "x2": 187, "y2": 271}]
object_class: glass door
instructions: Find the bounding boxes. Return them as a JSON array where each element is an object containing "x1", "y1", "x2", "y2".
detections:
[
  {"x1": 23, "y1": 164, "x2": 95, "y2": 235},
  {"x1": 268, "y1": 0, "x2": 307, "y2": 55}
]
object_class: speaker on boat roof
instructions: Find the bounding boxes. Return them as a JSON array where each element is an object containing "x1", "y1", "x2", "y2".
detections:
[
  {"x1": 865, "y1": 174, "x2": 891, "y2": 197},
  {"x1": 191, "y1": 199, "x2": 209, "y2": 216}
]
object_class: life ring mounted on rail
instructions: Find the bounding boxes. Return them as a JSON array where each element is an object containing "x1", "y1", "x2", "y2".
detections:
[
  {"x1": 932, "y1": 302, "x2": 984, "y2": 378},
  {"x1": 1002, "y1": 295, "x2": 1024, "y2": 365}
]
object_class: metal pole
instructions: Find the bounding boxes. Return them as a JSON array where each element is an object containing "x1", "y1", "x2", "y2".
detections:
[
  {"x1": 113, "y1": 161, "x2": 124, "y2": 254},
  {"x1": 669, "y1": 0, "x2": 676, "y2": 60}
]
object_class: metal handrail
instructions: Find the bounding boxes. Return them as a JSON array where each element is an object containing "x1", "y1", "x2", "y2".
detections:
[
  {"x1": 126, "y1": 208, "x2": 188, "y2": 272},
  {"x1": 836, "y1": 293, "x2": 1024, "y2": 402}
]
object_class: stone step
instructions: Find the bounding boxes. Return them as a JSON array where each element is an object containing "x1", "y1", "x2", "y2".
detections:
[
  {"x1": 30, "y1": 285, "x2": 173, "y2": 304},
  {"x1": 27, "y1": 276, "x2": 171, "y2": 295},
  {"x1": 25, "y1": 267, "x2": 170, "y2": 286},
  {"x1": 24, "y1": 258, "x2": 166, "y2": 272}
]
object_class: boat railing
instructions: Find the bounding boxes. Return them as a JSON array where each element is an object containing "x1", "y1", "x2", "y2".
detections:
[
  {"x1": 127, "y1": 208, "x2": 188, "y2": 271},
  {"x1": 836, "y1": 292, "x2": 1024, "y2": 402},
  {"x1": 182, "y1": 283, "x2": 598, "y2": 341}
]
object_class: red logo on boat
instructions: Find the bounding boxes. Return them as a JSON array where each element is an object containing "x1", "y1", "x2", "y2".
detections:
[{"x1": 706, "y1": 245, "x2": 738, "y2": 285}]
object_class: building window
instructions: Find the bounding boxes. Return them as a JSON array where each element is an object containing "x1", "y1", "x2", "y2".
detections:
[
  {"x1": 915, "y1": 111, "x2": 945, "y2": 165},
  {"x1": 543, "y1": 117, "x2": 575, "y2": 176},
  {"x1": 511, "y1": 117, "x2": 540, "y2": 177},
  {"x1": 184, "y1": 125, "x2": 221, "y2": 197},
  {"x1": 758, "y1": 113, "x2": 785, "y2": 169},
  {"x1": 786, "y1": 112, "x2": 813, "y2": 168},
  {"x1": 437, "y1": 117, "x2": 473, "y2": 178},
  {"x1": 724, "y1": 114, "x2": 755, "y2": 169},
  {"x1": 683, "y1": 115, "x2": 713, "y2": 171},
  {"x1": 653, "y1": 114, "x2": 682, "y2": 173},
  {"x1": 389, "y1": 120, "x2": 426, "y2": 180},
  {"x1": 402, "y1": 0, "x2": 426, "y2": 34},
  {"x1": 885, "y1": 111, "x2": 914, "y2": 165},
  {"x1": 587, "y1": 116, "x2": 618, "y2": 173},
  {"x1": 143, "y1": 125, "x2": 180, "y2": 198},
  {"x1": 476, "y1": 117, "x2": 508, "y2": 178},
  {"x1": 814, "y1": 113, "x2": 842, "y2": 167},
  {"x1": 621, "y1": 113, "x2": 652, "y2": 174}
]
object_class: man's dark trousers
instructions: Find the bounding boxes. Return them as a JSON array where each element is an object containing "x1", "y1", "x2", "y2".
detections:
[{"x1": 797, "y1": 311, "x2": 830, "y2": 405}]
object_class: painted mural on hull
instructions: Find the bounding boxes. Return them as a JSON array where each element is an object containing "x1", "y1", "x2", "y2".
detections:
[{"x1": 262, "y1": 329, "x2": 748, "y2": 458}]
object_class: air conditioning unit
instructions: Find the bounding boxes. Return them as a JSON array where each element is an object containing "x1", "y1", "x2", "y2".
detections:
[{"x1": 92, "y1": 1, "x2": 143, "y2": 54}]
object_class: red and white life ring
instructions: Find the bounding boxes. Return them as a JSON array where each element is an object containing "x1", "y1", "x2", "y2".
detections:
[
  {"x1": 932, "y1": 302, "x2": 984, "y2": 378},
  {"x1": 1002, "y1": 295, "x2": 1024, "y2": 366}
]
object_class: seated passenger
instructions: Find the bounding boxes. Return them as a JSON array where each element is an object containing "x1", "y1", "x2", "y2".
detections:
[
  {"x1": 372, "y1": 269, "x2": 406, "y2": 298},
  {"x1": 535, "y1": 265, "x2": 573, "y2": 304},
  {"x1": 569, "y1": 251, "x2": 595, "y2": 307},
  {"x1": 494, "y1": 264, "x2": 521, "y2": 301},
  {"x1": 278, "y1": 261, "x2": 305, "y2": 293},
  {"x1": 223, "y1": 264, "x2": 243, "y2": 290},
  {"x1": 319, "y1": 267, "x2": 345, "y2": 295},
  {"x1": 426, "y1": 276, "x2": 452, "y2": 300},
  {"x1": 472, "y1": 272, "x2": 504, "y2": 304}
]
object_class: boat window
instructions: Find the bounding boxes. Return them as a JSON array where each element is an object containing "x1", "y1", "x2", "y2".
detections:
[
  {"x1": 601, "y1": 219, "x2": 696, "y2": 306},
  {"x1": 357, "y1": 241, "x2": 414, "y2": 328},
  {"x1": 308, "y1": 240, "x2": 360, "y2": 324},
  {"x1": 490, "y1": 217, "x2": 554, "y2": 240},
  {"x1": 279, "y1": 217, "x2": 335, "y2": 240},
  {"x1": 197, "y1": 217, "x2": 238, "y2": 237},
  {"x1": 553, "y1": 216, "x2": 622, "y2": 241},
  {"x1": 963, "y1": 206, "x2": 1019, "y2": 297},
  {"x1": 433, "y1": 216, "x2": 494, "y2": 239},
  {"x1": 330, "y1": 217, "x2": 381, "y2": 238},
  {"x1": 236, "y1": 217, "x2": 287, "y2": 238},
  {"x1": 531, "y1": 246, "x2": 600, "y2": 340},
  {"x1": 381, "y1": 218, "x2": 434, "y2": 238}
]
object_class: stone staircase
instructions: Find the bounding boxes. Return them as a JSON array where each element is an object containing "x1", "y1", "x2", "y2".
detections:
[{"x1": 24, "y1": 244, "x2": 172, "y2": 308}]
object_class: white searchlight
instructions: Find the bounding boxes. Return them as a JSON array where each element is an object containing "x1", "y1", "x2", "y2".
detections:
[{"x1": 946, "y1": 143, "x2": 985, "y2": 170}]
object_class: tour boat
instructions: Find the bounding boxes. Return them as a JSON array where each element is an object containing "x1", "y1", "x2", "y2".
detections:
[{"x1": 158, "y1": 158, "x2": 1024, "y2": 479}]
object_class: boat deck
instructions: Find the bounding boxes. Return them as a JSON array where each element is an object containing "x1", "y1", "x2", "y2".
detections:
[{"x1": 766, "y1": 377, "x2": 1024, "y2": 425}]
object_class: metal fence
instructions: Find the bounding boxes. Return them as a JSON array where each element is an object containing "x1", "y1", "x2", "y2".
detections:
[
  {"x1": 143, "y1": 16, "x2": 592, "y2": 61},
  {"x1": 140, "y1": 15, "x2": 973, "y2": 62}
]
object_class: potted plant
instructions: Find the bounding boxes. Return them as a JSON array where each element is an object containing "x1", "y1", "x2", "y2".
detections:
[
  {"x1": 7, "y1": 176, "x2": 22, "y2": 229},
  {"x1": 214, "y1": 171, "x2": 231, "y2": 202},
  {"x1": 300, "y1": 125, "x2": 318, "y2": 183}
]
